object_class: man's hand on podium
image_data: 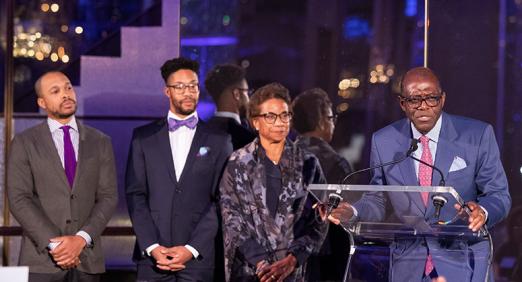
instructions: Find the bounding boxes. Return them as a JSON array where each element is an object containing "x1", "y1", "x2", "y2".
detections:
[{"x1": 454, "y1": 201, "x2": 487, "y2": 232}]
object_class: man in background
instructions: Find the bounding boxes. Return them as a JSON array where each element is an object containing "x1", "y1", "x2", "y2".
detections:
[
  {"x1": 8, "y1": 71, "x2": 118, "y2": 282},
  {"x1": 205, "y1": 64, "x2": 256, "y2": 150},
  {"x1": 292, "y1": 88, "x2": 354, "y2": 281}
]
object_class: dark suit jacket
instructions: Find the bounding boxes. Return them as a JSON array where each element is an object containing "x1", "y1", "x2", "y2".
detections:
[
  {"x1": 355, "y1": 112, "x2": 511, "y2": 282},
  {"x1": 295, "y1": 136, "x2": 354, "y2": 281},
  {"x1": 7, "y1": 121, "x2": 118, "y2": 274},
  {"x1": 125, "y1": 118, "x2": 232, "y2": 279},
  {"x1": 206, "y1": 116, "x2": 256, "y2": 150}
]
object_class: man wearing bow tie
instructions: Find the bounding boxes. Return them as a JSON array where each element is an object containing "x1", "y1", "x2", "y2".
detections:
[{"x1": 125, "y1": 57, "x2": 232, "y2": 281}]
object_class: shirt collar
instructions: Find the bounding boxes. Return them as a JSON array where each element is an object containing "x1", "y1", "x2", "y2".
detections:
[
  {"x1": 167, "y1": 110, "x2": 199, "y2": 121},
  {"x1": 47, "y1": 116, "x2": 78, "y2": 133},
  {"x1": 214, "y1": 111, "x2": 241, "y2": 124},
  {"x1": 411, "y1": 114, "x2": 442, "y2": 143}
]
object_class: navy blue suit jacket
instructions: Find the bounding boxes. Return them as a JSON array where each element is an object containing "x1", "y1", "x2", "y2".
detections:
[
  {"x1": 125, "y1": 118, "x2": 232, "y2": 278},
  {"x1": 355, "y1": 113, "x2": 511, "y2": 282}
]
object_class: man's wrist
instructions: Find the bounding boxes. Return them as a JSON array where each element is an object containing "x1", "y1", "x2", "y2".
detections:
[
  {"x1": 75, "y1": 231, "x2": 91, "y2": 247},
  {"x1": 184, "y1": 244, "x2": 199, "y2": 259},
  {"x1": 146, "y1": 243, "x2": 160, "y2": 256}
]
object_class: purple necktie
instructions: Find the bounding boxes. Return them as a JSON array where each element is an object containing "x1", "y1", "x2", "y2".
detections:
[
  {"x1": 61, "y1": 126, "x2": 77, "y2": 188},
  {"x1": 168, "y1": 116, "x2": 198, "y2": 131}
]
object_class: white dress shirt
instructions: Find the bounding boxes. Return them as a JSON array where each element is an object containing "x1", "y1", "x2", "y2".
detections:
[
  {"x1": 47, "y1": 116, "x2": 92, "y2": 249},
  {"x1": 146, "y1": 111, "x2": 200, "y2": 259}
]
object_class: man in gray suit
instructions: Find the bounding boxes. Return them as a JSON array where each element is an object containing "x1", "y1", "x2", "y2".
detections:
[{"x1": 7, "y1": 71, "x2": 118, "y2": 282}]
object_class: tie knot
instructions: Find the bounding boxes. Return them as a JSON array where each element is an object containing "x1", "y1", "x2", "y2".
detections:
[
  {"x1": 419, "y1": 135, "x2": 430, "y2": 145},
  {"x1": 61, "y1": 125, "x2": 71, "y2": 133},
  {"x1": 168, "y1": 116, "x2": 198, "y2": 131}
]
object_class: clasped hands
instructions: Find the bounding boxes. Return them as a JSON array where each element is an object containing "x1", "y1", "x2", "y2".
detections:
[
  {"x1": 151, "y1": 245, "x2": 193, "y2": 271},
  {"x1": 256, "y1": 254, "x2": 297, "y2": 282},
  {"x1": 328, "y1": 201, "x2": 487, "y2": 232},
  {"x1": 48, "y1": 235, "x2": 86, "y2": 270}
]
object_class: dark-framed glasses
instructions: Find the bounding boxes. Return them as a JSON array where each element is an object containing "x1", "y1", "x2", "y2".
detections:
[
  {"x1": 255, "y1": 111, "x2": 293, "y2": 124},
  {"x1": 399, "y1": 94, "x2": 443, "y2": 108},
  {"x1": 327, "y1": 114, "x2": 338, "y2": 123},
  {"x1": 166, "y1": 82, "x2": 199, "y2": 93},
  {"x1": 236, "y1": 87, "x2": 255, "y2": 96}
]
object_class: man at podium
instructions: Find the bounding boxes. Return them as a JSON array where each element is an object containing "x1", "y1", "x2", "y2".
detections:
[{"x1": 331, "y1": 67, "x2": 511, "y2": 282}]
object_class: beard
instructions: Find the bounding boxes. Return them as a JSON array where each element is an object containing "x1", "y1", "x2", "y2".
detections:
[
  {"x1": 51, "y1": 99, "x2": 77, "y2": 119},
  {"x1": 173, "y1": 97, "x2": 197, "y2": 116}
]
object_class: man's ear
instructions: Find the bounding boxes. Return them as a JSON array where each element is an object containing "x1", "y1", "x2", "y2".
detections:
[
  {"x1": 232, "y1": 88, "x2": 241, "y2": 101},
  {"x1": 37, "y1": 97, "x2": 46, "y2": 110},
  {"x1": 163, "y1": 87, "x2": 170, "y2": 98},
  {"x1": 398, "y1": 96, "x2": 407, "y2": 112}
]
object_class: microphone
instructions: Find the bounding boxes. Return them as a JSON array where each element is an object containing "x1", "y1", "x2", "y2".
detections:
[
  {"x1": 339, "y1": 138, "x2": 418, "y2": 184},
  {"x1": 326, "y1": 193, "x2": 343, "y2": 216},
  {"x1": 432, "y1": 194, "x2": 448, "y2": 220}
]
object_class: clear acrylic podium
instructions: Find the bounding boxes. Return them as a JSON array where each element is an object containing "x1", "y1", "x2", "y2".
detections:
[{"x1": 308, "y1": 184, "x2": 490, "y2": 282}]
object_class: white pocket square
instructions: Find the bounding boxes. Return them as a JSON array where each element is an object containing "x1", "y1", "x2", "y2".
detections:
[{"x1": 449, "y1": 156, "x2": 467, "y2": 172}]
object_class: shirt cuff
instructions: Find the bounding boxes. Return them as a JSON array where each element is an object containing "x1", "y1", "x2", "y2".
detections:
[
  {"x1": 185, "y1": 244, "x2": 199, "y2": 259},
  {"x1": 76, "y1": 230, "x2": 92, "y2": 247},
  {"x1": 352, "y1": 206, "x2": 359, "y2": 218},
  {"x1": 146, "y1": 243, "x2": 160, "y2": 256}
]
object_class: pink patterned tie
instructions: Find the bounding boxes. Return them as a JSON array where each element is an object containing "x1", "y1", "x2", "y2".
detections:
[{"x1": 418, "y1": 135, "x2": 434, "y2": 275}]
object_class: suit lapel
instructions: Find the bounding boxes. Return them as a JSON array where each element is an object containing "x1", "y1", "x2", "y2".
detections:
[
  {"x1": 432, "y1": 113, "x2": 458, "y2": 188},
  {"x1": 177, "y1": 122, "x2": 208, "y2": 186},
  {"x1": 37, "y1": 122, "x2": 71, "y2": 190},
  {"x1": 156, "y1": 119, "x2": 177, "y2": 184},
  {"x1": 396, "y1": 120, "x2": 426, "y2": 214},
  {"x1": 74, "y1": 123, "x2": 88, "y2": 190}
]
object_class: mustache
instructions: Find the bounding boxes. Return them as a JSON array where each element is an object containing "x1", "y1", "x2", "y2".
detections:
[
  {"x1": 60, "y1": 98, "x2": 76, "y2": 105},
  {"x1": 180, "y1": 98, "x2": 196, "y2": 103}
]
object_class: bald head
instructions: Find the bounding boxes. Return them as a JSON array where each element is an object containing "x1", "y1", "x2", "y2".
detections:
[
  {"x1": 35, "y1": 71, "x2": 77, "y2": 124},
  {"x1": 400, "y1": 67, "x2": 442, "y2": 95},
  {"x1": 398, "y1": 67, "x2": 446, "y2": 134},
  {"x1": 35, "y1": 71, "x2": 67, "y2": 98}
]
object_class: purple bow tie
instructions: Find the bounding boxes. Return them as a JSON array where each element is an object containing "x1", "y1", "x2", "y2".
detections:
[{"x1": 168, "y1": 116, "x2": 198, "y2": 131}]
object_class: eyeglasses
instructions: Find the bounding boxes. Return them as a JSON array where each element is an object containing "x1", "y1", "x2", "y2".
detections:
[
  {"x1": 399, "y1": 94, "x2": 443, "y2": 108},
  {"x1": 255, "y1": 111, "x2": 293, "y2": 124},
  {"x1": 166, "y1": 83, "x2": 199, "y2": 94},
  {"x1": 326, "y1": 114, "x2": 338, "y2": 123},
  {"x1": 236, "y1": 87, "x2": 254, "y2": 96}
]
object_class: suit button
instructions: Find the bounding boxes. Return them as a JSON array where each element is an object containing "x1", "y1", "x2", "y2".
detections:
[
  {"x1": 70, "y1": 195, "x2": 75, "y2": 199},
  {"x1": 66, "y1": 220, "x2": 71, "y2": 224}
]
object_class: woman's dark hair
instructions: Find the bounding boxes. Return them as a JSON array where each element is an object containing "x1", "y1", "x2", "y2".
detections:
[
  {"x1": 291, "y1": 88, "x2": 332, "y2": 134},
  {"x1": 247, "y1": 82, "x2": 291, "y2": 121}
]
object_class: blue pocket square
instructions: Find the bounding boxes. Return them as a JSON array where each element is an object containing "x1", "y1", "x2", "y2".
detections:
[{"x1": 197, "y1": 146, "x2": 210, "y2": 157}]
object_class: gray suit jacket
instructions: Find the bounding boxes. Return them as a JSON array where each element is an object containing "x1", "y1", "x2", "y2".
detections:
[{"x1": 7, "y1": 121, "x2": 118, "y2": 274}]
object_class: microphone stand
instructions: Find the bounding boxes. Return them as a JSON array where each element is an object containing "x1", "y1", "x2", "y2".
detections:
[
  {"x1": 410, "y1": 141, "x2": 491, "y2": 282},
  {"x1": 335, "y1": 139, "x2": 418, "y2": 282}
]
